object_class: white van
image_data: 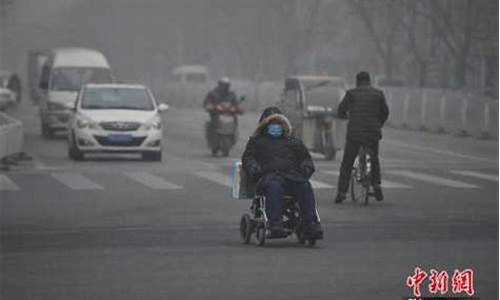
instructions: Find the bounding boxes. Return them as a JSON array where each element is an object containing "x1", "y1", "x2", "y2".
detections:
[
  {"x1": 167, "y1": 65, "x2": 210, "y2": 107},
  {"x1": 38, "y1": 47, "x2": 113, "y2": 138},
  {"x1": 171, "y1": 65, "x2": 208, "y2": 84}
]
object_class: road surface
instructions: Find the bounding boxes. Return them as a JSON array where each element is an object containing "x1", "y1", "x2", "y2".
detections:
[{"x1": 1, "y1": 100, "x2": 498, "y2": 299}]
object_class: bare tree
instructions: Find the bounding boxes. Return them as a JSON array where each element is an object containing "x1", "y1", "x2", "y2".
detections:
[{"x1": 349, "y1": 0, "x2": 404, "y2": 80}]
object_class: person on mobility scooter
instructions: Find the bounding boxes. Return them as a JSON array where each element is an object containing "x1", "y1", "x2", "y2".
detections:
[{"x1": 240, "y1": 106, "x2": 323, "y2": 244}]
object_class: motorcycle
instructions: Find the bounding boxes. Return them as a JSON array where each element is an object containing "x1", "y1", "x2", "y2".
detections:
[{"x1": 205, "y1": 99, "x2": 244, "y2": 157}]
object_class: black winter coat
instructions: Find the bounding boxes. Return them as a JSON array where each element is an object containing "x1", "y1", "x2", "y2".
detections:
[
  {"x1": 338, "y1": 84, "x2": 389, "y2": 142},
  {"x1": 203, "y1": 88, "x2": 237, "y2": 107},
  {"x1": 241, "y1": 113, "x2": 315, "y2": 183}
]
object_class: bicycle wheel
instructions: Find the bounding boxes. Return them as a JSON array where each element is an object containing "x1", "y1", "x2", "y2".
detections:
[
  {"x1": 363, "y1": 150, "x2": 373, "y2": 206},
  {"x1": 350, "y1": 150, "x2": 369, "y2": 204}
]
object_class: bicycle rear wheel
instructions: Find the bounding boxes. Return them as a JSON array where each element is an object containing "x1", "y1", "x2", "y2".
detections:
[
  {"x1": 350, "y1": 150, "x2": 370, "y2": 205},
  {"x1": 350, "y1": 169, "x2": 368, "y2": 203}
]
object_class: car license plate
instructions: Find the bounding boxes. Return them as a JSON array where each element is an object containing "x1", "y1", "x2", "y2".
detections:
[{"x1": 108, "y1": 134, "x2": 133, "y2": 142}]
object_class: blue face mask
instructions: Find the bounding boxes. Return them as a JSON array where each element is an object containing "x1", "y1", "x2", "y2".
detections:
[{"x1": 267, "y1": 124, "x2": 283, "y2": 138}]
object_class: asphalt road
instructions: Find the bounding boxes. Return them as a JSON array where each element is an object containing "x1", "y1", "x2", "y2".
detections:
[{"x1": 1, "y1": 100, "x2": 498, "y2": 300}]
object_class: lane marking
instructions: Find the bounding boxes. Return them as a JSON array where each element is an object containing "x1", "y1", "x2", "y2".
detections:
[
  {"x1": 195, "y1": 171, "x2": 232, "y2": 187},
  {"x1": 388, "y1": 170, "x2": 479, "y2": 188},
  {"x1": 323, "y1": 170, "x2": 411, "y2": 189},
  {"x1": 0, "y1": 175, "x2": 20, "y2": 191},
  {"x1": 124, "y1": 172, "x2": 182, "y2": 190},
  {"x1": 51, "y1": 172, "x2": 103, "y2": 190},
  {"x1": 450, "y1": 170, "x2": 498, "y2": 182},
  {"x1": 384, "y1": 139, "x2": 498, "y2": 163}
]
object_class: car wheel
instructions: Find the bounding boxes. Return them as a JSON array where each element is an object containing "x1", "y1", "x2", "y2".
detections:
[
  {"x1": 41, "y1": 122, "x2": 53, "y2": 139},
  {"x1": 68, "y1": 137, "x2": 84, "y2": 161}
]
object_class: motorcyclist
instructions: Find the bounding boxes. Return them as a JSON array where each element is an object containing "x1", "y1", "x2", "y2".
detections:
[
  {"x1": 242, "y1": 106, "x2": 323, "y2": 238},
  {"x1": 203, "y1": 77, "x2": 239, "y2": 115},
  {"x1": 7, "y1": 73, "x2": 22, "y2": 102},
  {"x1": 334, "y1": 71, "x2": 389, "y2": 204},
  {"x1": 203, "y1": 77, "x2": 240, "y2": 152}
]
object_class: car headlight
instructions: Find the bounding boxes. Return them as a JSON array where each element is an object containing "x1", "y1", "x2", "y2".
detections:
[
  {"x1": 76, "y1": 118, "x2": 99, "y2": 130},
  {"x1": 141, "y1": 120, "x2": 162, "y2": 130}
]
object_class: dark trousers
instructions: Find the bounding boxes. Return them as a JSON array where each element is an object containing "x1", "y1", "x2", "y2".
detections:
[
  {"x1": 261, "y1": 175, "x2": 317, "y2": 225},
  {"x1": 337, "y1": 139, "x2": 381, "y2": 193}
]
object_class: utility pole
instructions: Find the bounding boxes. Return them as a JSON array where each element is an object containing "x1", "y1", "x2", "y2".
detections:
[{"x1": 0, "y1": 0, "x2": 13, "y2": 68}]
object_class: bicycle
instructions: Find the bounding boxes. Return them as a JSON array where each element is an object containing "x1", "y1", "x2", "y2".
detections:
[{"x1": 350, "y1": 145, "x2": 374, "y2": 205}]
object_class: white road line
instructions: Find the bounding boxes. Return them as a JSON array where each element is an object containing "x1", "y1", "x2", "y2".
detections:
[
  {"x1": 309, "y1": 152, "x2": 325, "y2": 159},
  {"x1": 323, "y1": 170, "x2": 340, "y2": 176},
  {"x1": 51, "y1": 173, "x2": 103, "y2": 190},
  {"x1": 0, "y1": 175, "x2": 20, "y2": 191},
  {"x1": 309, "y1": 179, "x2": 333, "y2": 189},
  {"x1": 124, "y1": 172, "x2": 182, "y2": 189},
  {"x1": 195, "y1": 171, "x2": 232, "y2": 187},
  {"x1": 388, "y1": 170, "x2": 479, "y2": 188},
  {"x1": 384, "y1": 139, "x2": 498, "y2": 163},
  {"x1": 450, "y1": 170, "x2": 498, "y2": 182},
  {"x1": 195, "y1": 171, "x2": 333, "y2": 189},
  {"x1": 380, "y1": 181, "x2": 411, "y2": 189},
  {"x1": 323, "y1": 170, "x2": 411, "y2": 189}
]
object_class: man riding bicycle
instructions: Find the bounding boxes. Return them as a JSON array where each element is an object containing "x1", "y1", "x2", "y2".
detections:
[{"x1": 334, "y1": 71, "x2": 389, "y2": 204}]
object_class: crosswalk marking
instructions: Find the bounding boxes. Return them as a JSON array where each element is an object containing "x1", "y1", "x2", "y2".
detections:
[
  {"x1": 195, "y1": 171, "x2": 232, "y2": 187},
  {"x1": 51, "y1": 173, "x2": 103, "y2": 190},
  {"x1": 450, "y1": 170, "x2": 498, "y2": 182},
  {"x1": 3, "y1": 168, "x2": 491, "y2": 192},
  {"x1": 323, "y1": 170, "x2": 340, "y2": 176},
  {"x1": 197, "y1": 170, "x2": 334, "y2": 189},
  {"x1": 388, "y1": 170, "x2": 479, "y2": 188},
  {"x1": 124, "y1": 172, "x2": 182, "y2": 189},
  {"x1": 309, "y1": 179, "x2": 333, "y2": 189},
  {"x1": 380, "y1": 181, "x2": 411, "y2": 189},
  {"x1": 0, "y1": 175, "x2": 19, "y2": 191},
  {"x1": 323, "y1": 170, "x2": 411, "y2": 189}
]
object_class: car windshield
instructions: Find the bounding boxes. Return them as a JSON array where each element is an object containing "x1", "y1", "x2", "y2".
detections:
[
  {"x1": 185, "y1": 73, "x2": 207, "y2": 83},
  {"x1": 303, "y1": 79, "x2": 345, "y2": 91},
  {"x1": 303, "y1": 80, "x2": 346, "y2": 108},
  {"x1": 50, "y1": 67, "x2": 112, "y2": 91},
  {"x1": 81, "y1": 87, "x2": 155, "y2": 111}
]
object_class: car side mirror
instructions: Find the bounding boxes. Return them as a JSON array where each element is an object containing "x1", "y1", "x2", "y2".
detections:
[{"x1": 158, "y1": 103, "x2": 169, "y2": 112}]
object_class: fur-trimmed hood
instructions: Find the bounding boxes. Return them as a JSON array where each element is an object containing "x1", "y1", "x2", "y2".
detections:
[{"x1": 252, "y1": 113, "x2": 293, "y2": 137}]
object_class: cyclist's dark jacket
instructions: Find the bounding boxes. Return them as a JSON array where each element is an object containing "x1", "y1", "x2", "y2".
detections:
[
  {"x1": 338, "y1": 80, "x2": 389, "y2": 143},
  {"x1": 242, "y1": 110, "x2": 315, "y2": 183}
]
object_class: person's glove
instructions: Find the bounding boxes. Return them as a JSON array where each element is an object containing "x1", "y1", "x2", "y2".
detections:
[
  {"x1": 249, "y1": 164, "x2": 263, "y2": 178},
  {"x1": 302, "y1": 166, "x2": 314, "y2": 179}
]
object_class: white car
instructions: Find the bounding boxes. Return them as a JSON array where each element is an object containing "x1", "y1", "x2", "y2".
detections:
[{"x1": 68, "y1": 84, "x2": 168, "y2": 161}]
